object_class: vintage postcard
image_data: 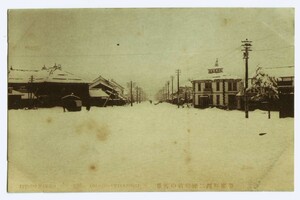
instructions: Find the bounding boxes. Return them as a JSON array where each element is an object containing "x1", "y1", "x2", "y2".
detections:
[{"x1": 7, "y1": 8, "x2": 294, "y2": 192}]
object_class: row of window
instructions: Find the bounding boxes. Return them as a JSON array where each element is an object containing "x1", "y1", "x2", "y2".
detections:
[
  {"x1": 196, "y1": 82, "x2": 237, "y2": 92},
  {"x1": 198, "y1": 94, "x2": 237, "y2": 106}
]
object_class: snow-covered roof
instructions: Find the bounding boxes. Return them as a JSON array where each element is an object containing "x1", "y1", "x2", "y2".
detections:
[
  {"x1": 8, "y1": 89, "x2": 24, "y2": 96},
  {"x1": 117, "y1": 93, "x2": 127, "y2": 100},
  {"x1": 263, "y1": 66, "x2": 294, "y2": 78},
  {"x1": 191, "y1": 59, "x2": 242, "y2": 82},
  {"x1": 89, "y1": 88, "x2": 109, "y2": 97},
  {"x1": 90, "y1": 76, "x2": 114, "y2": 90},
  {"x1": 8, "y1": 66, "x2": 89, "y2": 84},
  {"x1": 8, "y1": 69, "x2": 46, "y2": 83},
  {"x1": 110, "y1": 79, "x2": 124, "y2": 90},
  {"x1": 191, "y1": 72, "x2": 241, "y2": 82},
  {"x1": 45, "y1": 67, "x2": 89, "y2": 83}
]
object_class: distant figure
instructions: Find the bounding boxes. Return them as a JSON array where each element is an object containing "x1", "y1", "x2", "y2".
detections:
[
  {"x1": 86, "y1": 104, "x2": 91, "y2": 111},
  {"x1": 86, "y1": 99, "x2": 91, "y2": 111},
  {"x1": 149, "y1": 100, "x2": 152, "y2": 104}
]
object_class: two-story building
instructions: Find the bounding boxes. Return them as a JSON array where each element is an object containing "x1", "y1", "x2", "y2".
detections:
[
  {"x1": 89, "y1": 76, "x2": 127, "y2": 106},
  {"x1": 191, "y1": 59, "x2": 242, "y2": 109}
]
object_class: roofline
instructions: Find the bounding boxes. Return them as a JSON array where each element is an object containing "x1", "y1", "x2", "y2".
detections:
[
  {"x1": 110, "y1": 80, "x2": 124, "y2": 89},
  {"x1": 191, "y1": 78, "x2": 242, "y2": 82}
]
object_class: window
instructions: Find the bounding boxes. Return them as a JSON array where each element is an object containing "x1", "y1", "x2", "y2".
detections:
[
  {"x1": 204, "y1": 82, "x2": 212, "y2": 92},
  {"x1": 198, "y1": 83, "x2": 201, "y2": 91},
  {"x1": 216, "y1": 82, "x2": 220, "y2": 91},
  {"x1": 205, "y1": 82, "x2": 212, "y2": 89},
  {"x1": 228, "y1": 82, "x2": 237, "y2": 91},
  {"x1": 233, "y1": 82, "x2": 237, "y2": 91},
  {"x1": 228, "y1": 82, "x2": 232, "y2": 91},
  {"x1": 216, "y1": 95, "x2": 220, "y2": 105}
]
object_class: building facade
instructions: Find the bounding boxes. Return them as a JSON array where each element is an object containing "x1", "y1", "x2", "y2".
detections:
[
  {"x1": 191, "y1": 60, "x2": 242, "y2": 109},
  {"x1": 89, "y1": 76, "x2": 127, "y2": 106},
  {"x1": 8, "y1": 65, "x2": 90, "y2": 108}
]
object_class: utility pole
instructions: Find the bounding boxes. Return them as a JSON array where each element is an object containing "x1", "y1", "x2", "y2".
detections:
[
  {"x1": 164, "y1": 86, "x2": 166, "y2": 101},
  {"x1": 139, "y1": 88, "x2": 142, "y2": 103},
  {"x1": 136, "y1": 86, "x2": 139, "y2": 104},
  {"x1": 130, "y1": 81, "x2": 133, "y2": 106},
  {"x1": 167, "y1": 81, "x2": 170, "y2": 102},
  {"x1": 28, "y1": 75, "x2": 34, "y2": 108},
  {"x1": 139, "y1": 87, "x2": 141, "y2": 103},
  {"x1": 242, "y1": 39, "x2": 252, "y2": 118},
  {"x1": 176, "y1": 69, "x2": 181, "y2": 108},
  {"x1": 171, "y1": 76, "x2": 174, "y2": 103}
]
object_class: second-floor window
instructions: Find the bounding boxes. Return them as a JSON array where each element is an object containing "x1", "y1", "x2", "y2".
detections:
[
  {"x1": 205, "y1": 82, "x2": 212, "y2": 89},
  {"x1": 198, "y1": 83, "x2": 201, "y2": 91},
  {"x1": 204, "y1": 82, "x2": 212, "y2": 91},
  {"x1": 228, "y1": 82, "x2": 237, "y2": 91},
  {"x1": 216, "y1": 82, "x2": 220, "y2": 91},
  {"x1": 233, "y1": 82, "x2": 237, "y2": 91}
]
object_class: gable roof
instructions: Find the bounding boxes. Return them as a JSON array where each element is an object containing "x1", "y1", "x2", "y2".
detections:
[{"x1": 89, "y1": 75, "x2": 114, "y2": 90}]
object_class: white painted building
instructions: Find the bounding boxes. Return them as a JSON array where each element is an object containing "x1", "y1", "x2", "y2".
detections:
[{"x1": 191, "y1": 59, "x2": 242, "y2": 109}]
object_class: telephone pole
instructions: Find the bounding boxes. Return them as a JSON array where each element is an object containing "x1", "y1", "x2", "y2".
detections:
[
  {"x1": 167, "y1": 81, "x2": 170, "y2": 102},
  {"x1": 130, "y1": 81, "x2": 133, "y2": 106},
  {"x1": 28, "y1": 75, "x2": 34, "y2": 108},
  {"x1": 176, "y1": 69, "x2": 181, "y2": 108},
  {"x1": 242, "y1": 39, "x2": 252, "y2": 118},
  {"x1": 171, "y1": 76, "x2": 174, "y2": 103},
  {"x1": 136, "y1": 86, "x2": 139, "y2": 104}
]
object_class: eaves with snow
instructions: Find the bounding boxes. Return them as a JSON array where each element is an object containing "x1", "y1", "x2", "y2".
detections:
[
  {"x1": 8, "y1": 65, "x2": 90, "y2": 84},
  {"x1": 89, "y1": 75, "x2": 114, "y2": 90}
]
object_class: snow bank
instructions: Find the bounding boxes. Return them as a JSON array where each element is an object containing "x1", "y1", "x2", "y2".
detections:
[{"x1": 8, "y1": 103, "x2": 294, "y2": 191}]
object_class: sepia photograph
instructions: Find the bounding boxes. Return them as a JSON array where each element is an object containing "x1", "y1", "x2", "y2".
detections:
[{"x1": 6, "y1": 7, "x2": 295, "y2": 193}]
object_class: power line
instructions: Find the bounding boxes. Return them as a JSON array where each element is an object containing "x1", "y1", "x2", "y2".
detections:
[
  {"x1": 253, "y1": 45, "x2": 294, "y2": 52},
  {"x1": 9, "y1": 45, "x2": 250, "y2": 58}
]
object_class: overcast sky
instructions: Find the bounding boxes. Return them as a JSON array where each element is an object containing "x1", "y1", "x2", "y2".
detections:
[{"x1": 8, "y1": 8, "x2": 294, "y2": 98}]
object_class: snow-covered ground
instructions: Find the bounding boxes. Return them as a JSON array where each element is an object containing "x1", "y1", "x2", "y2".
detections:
[{"x1": 8, "y1": 102, "x2": 294, "y2": 191}]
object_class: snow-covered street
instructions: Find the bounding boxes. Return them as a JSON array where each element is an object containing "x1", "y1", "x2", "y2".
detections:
[{"x1": 8, "y1": 102, "x2": 294, "y2": 191}]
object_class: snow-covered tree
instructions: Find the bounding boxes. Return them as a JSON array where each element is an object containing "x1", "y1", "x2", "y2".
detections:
[
  {"x1": 247, "y1": 66, "x2": 278, "y2": 102},
  {"x1": 247, "y1": 66, "x2": 278, "y2": 119}
]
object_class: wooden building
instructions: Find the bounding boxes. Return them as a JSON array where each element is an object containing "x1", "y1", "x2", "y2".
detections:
[
  {"x1": 264, "y1": 66, "x2": 294, "y2": 118},
  {"x1": 191, "y1": 59, "x2": 242, "y2": 109},
  {"x1": 89, "y1": 76, "x2": 127, "y2": 106},
  {"x1": 8, "y1": 65, "x2": 90, "y2": 108}
]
